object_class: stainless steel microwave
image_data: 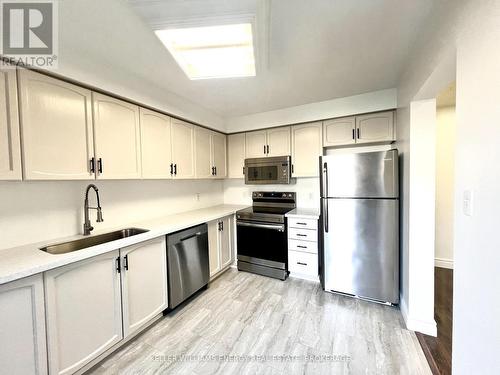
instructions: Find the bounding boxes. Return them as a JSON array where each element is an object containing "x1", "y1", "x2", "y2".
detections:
[{"x1": 244, "y1": 156, "x2": 291, "y2": 185}]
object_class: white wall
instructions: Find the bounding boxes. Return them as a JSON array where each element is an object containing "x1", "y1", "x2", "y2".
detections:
[
  {"x1": 224, "y1": 178, "x2": 319, "y2": 209},
  {"x1": 435, "y1": 106, "x2": 455, "y2": 268},
  {"x1": 226, "y1": 89, "x2": 397, "y2": 132},
  {"x1": 406, "y1": 99, "x2": 437, "y2": 336},
  {"x1": 397, "y1": 0, "x2": 500, "y2": 373},
  {"x1": 0, "y1": 180, "x2": 223, "y2": 250}
]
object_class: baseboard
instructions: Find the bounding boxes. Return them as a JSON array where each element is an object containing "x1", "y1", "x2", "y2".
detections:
[
  {"x1": 435, "y1": 257, "x2": 454, "y2": 269},
  {"x1": 399, "y1": 293, "x2": 437, "y2": 337},
  {"x1": 289, "y1": 272, "x2": 320, "y2": 282}
]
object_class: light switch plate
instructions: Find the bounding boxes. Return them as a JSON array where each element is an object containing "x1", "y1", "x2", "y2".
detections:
[{"x1": 463, "y1": 190, "x2": 473, "y2": 216}]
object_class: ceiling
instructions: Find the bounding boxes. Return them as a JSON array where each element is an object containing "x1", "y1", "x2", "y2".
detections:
[{"x1": 122, "y1": 0, "x2": 433, "y2": 118}]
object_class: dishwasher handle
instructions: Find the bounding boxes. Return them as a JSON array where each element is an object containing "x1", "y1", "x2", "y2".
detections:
[{"x1": 180, "y1": 232, "x2": 202, "y2": 242}]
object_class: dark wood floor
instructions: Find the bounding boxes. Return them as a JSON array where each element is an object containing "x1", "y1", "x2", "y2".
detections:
[{"x1": 416, "y1": 267, "x2": 453, "y2": 375}]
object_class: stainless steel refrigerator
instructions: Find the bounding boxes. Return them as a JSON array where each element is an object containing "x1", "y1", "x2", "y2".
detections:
[{"x1": 319, "y1": 150, "x2": 399, "y2": 304}]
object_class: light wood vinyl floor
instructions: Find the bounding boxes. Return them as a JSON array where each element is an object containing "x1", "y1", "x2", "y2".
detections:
[{"x1": 88, "y1": 268, "x2": 431, "y2": 375}]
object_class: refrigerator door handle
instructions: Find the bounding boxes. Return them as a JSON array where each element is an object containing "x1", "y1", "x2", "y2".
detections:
[
  {"x1": 322, "y1": 161, "x2": 329, "y2": 197},
  {"x1": 323, "y1": 198, "x2": 329, "y2": 233}
]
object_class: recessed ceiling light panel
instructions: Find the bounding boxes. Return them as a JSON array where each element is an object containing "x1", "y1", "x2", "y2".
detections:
[{"x1": 155, "y1": 23, "x2": 256, "y2": 80}]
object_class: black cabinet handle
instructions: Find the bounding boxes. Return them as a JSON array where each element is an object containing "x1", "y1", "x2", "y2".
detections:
[
  {"x1": 214, "y1": 166, "x2": 217, "y2": 176},
  {"x1": 242, "y1": 166, "x2": 245, "y2": 175},
  {"x1": 264, "y1": 145, "x2": 266, "y2": 154},
  {"x1": 89, "y1": 157, "x2": 95, "y2": 173},
  {"x1": 221, "y1": 220, "x2": 223, "y2": 231},
  {"x1": 116, "y1": 257, "x2": 121, "y2": 273},
  {"x1": 297, "y1": 262, "x2": 307, "y2": 266},
  {"x1": 98, "y1": 158, "x2": 103, "y2": 174},
  {"x1": 296, "y1": 222, "x2": 307, "y2": 225},
  {"x1": 292, "y1": 164, "x2": 294, "y2": 174},
  {"x1": 352, "y1": 129, "x2": 355, "y2": 140},
  {"x1": 173, "y1": 164, "x2": 177, "y2": 175},
  {"x1": 124, "y1": 255, "x2": 129, "y2": 271},
  {"x1": 297, "y1": 245, "x2": 307, "y2": 249},
  {"x1": 357, "y1": 128, "x2": 360, "y2": 139},
  {"x1": 267, "y1": 145, "x2": 270, "y2": 154},
  {"x1": 297, "y1": 234, "x2": 307, "y2": 237},
  {"x1": 170, "y1": 163, "x2": 173, "y2": 175}
]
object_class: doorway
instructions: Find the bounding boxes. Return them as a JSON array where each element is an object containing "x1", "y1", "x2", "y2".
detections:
[{"x1": 416, "y1": 82, "x2": 456, "y2": 375}]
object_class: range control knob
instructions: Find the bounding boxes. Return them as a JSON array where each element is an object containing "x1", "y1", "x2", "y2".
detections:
[{"x1": 282, "y1": 193, "x2": 286, "y2": 197}]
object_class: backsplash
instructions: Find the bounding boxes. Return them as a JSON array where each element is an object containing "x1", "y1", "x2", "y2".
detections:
[
  {"x1": 223, "y1": 178, "x2": 320, "y2": 209},
  {"x1": 0, "y1": 179, "x2": 224, "y2": 250}
]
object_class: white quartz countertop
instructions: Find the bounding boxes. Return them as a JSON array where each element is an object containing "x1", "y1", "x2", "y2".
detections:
[
  {"x1": 0, "y1": 204, "x2": 247, "y2": 285},
  {"x1": 285, "y1": 208, "x2": 320, "y2": 219}
]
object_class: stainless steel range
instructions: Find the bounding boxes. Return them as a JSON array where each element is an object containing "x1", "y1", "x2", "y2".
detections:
[{"x1": 236, "y1": 191, "x2": 296, "y2": 280}]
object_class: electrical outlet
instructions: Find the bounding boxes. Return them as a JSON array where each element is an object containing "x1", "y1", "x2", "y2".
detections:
[{"x1": 463, "y1": 190, "x2": 473, "y2": 216}]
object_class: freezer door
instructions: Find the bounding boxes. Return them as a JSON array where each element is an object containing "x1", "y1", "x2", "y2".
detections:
[
  {"x1": 320, "y1": 150, "x2": 398, "y2": 198},
  {"x1": 322, "y1": 198, "x2": 399, "y2": 304}
]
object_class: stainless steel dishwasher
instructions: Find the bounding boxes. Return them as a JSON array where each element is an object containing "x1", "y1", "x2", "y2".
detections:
[{"x1": 166, "y1": 223, "x2": 209, "y2": 310}]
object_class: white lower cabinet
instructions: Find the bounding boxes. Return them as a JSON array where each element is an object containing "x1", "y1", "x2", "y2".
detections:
[
  {"x1": 120, "y1": 237, "x2": 168, "y2": 337},
  {"x1": 44, "y1": 251, "x2": 123, "y2": 375},
  {"x1": 44, "y1": 237, "x2": 168, "y2": 375},
  {"x1": 287, "y1": 214, "x2": 319, "y2": 281},
  {"x1": 0, "y1": 274, "x2": 47, "y2": 375},
  {"x1": 208, "y1": 215, "x2": 234, "y2": 278}
]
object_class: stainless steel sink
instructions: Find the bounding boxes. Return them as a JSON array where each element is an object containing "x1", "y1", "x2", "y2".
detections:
[{"x1": 40, "y1": 228, "x2": 150, "y2": 255}]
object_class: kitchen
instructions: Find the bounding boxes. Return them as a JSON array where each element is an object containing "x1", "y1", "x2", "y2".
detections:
[{"x1": 1, "y1": 1, "x2": 500, "y2": 375}]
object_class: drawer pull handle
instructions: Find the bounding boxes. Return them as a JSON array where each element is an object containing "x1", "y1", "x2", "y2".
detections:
[
  {"x1": 297, "y1": 262, "x2": 307, "y2": 266},
  {"x1": 297, "y1": 245, "x2": 307, "y2": 249},
  {"x1": 296, "y1": 234, "x2": 307, "y2": 237},
  {"x1": 296, "y1": 222, "x2": 307, "y2": 225}
]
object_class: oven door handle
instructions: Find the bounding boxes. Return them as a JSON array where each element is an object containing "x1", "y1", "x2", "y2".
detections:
[{"x1": 237, "y1": 221, "x2": 285, "y2": 232}]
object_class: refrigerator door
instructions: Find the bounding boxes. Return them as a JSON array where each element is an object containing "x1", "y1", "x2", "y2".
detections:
[
  {"x1": 320, "y1": 150, "x2": 398, "y2": 198},
  {"x1": 322, "y1": 198, "x2": 399, "y2": 304}
]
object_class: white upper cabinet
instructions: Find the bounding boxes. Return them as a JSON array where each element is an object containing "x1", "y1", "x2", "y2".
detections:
[
  {"x1": 120, "y1": 237, "x2": 168, "y2": 337},
  {"x1": 323, "y1": 116, "x2": 356, "y2": 147},
  {"x1": 140, "y1": 108, "x2": 172, "y2": 179},
  {"x1": 171, "y1": 119, "x2": 195, "y2": 179},
  {"x1": 0, "y1": 66, "x2": 21, "y2": 180},
  {"x1": 194, "y1": 126, "x2": 213, "y2": 179},
  {"x1": 267, "y1": 127, "x2": 291, "y2": 157},
  {"x1": 44, "y1": 251, "x2": 123, "y2": 375},
  {"x1": 355, "y1": 111, "x2": 395, "y2": 144},
  {"x1": 245, "y1": 130, "x2": 267, "y2": 158},
  {"x1": 0, "y1": 274, "x2": 47, "y2": 375},
  {"x1": 18, "y1": 69, "x2": 94, "y2": 180},
  {"x1": 211, "y1": 131, "x2": 227, "y2": 178},
  {"x1": 227, "y1": 133, "x2": 245, "y2": 178},
  {"x1": 245, "y1": 127, "x2": 291, "y2": 158},
  {"x1": 93, "y1": 93, "x2": 141, "y2": 179},
  {"x1": 291, "y1": 122, "x2": 323, "y2": 177}
]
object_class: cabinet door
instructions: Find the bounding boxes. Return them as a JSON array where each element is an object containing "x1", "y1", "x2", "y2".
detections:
[
  {"x1": 323, "y1": 117, "x2": 356, "y2": 147},
  {"x1": 0, "y1": 66, "x2": 21, "y2": 180},
  {"x1": 208, "y1": 220, "x2": 221, "y2": 277},
  {"x1": 212, "y1": 132, "x2": 227, "y2": 178},
  {"x1": 171, "y1": 119, "x2": 195, "y2": 179},
  {"x1": 227, "y1": 133, "x2": 245, "y2": 178},
  {"x1": 245, "y1": 130, "x2": 267, "y2": 158},
  {"x1": 0, "y1": 274, "x2": 47, "y2": 375},
  {"x1": 140, "y1": 108, "x2": 172, "y2": 179},
  {"x1": 220, "y1": 216, "x2": 233, "y2": 269},
  {"x1": 121, "y1": 237, "x2": 167, "y2": 337},
  {"x1": 194, "y1": 126, "x2": 213, "y2": 179},
  {"x1": 18, "y1": 69, "x2": 94, "y2": 180},
  {"x1": 356, "y1": 111, "x2": 395, "y2": 144},
  {"x1": 93, "y1": 93, "x2": 141, "y2": 179},
  {"x1": 291, "y1": 122, "x2": 323, "y2": 177},
  {"x1": 267, "y1": 127, "x2": 291, "y2": 157},
  {"x1": 44, "y1": 250, "x2": 122, "y2": 375}
]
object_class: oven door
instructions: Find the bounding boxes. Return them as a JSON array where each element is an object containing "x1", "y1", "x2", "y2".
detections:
[{"x1": 236, "y1": 220, "x2": 288, "y2": 268}]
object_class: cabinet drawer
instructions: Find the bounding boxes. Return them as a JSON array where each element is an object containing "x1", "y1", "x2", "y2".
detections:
[
  {"x1": 288, "y1": 251, "x2": 318, "y2": 276},
  {"x1": 288, "y1": 227, "x2": 317, "y2": 242},
  {"x1": 288, "y1": 218, "x2": 318, "y2": 230},
  {"x1": 288, "y1": 239, "x2": 317, "y2": 254}
]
